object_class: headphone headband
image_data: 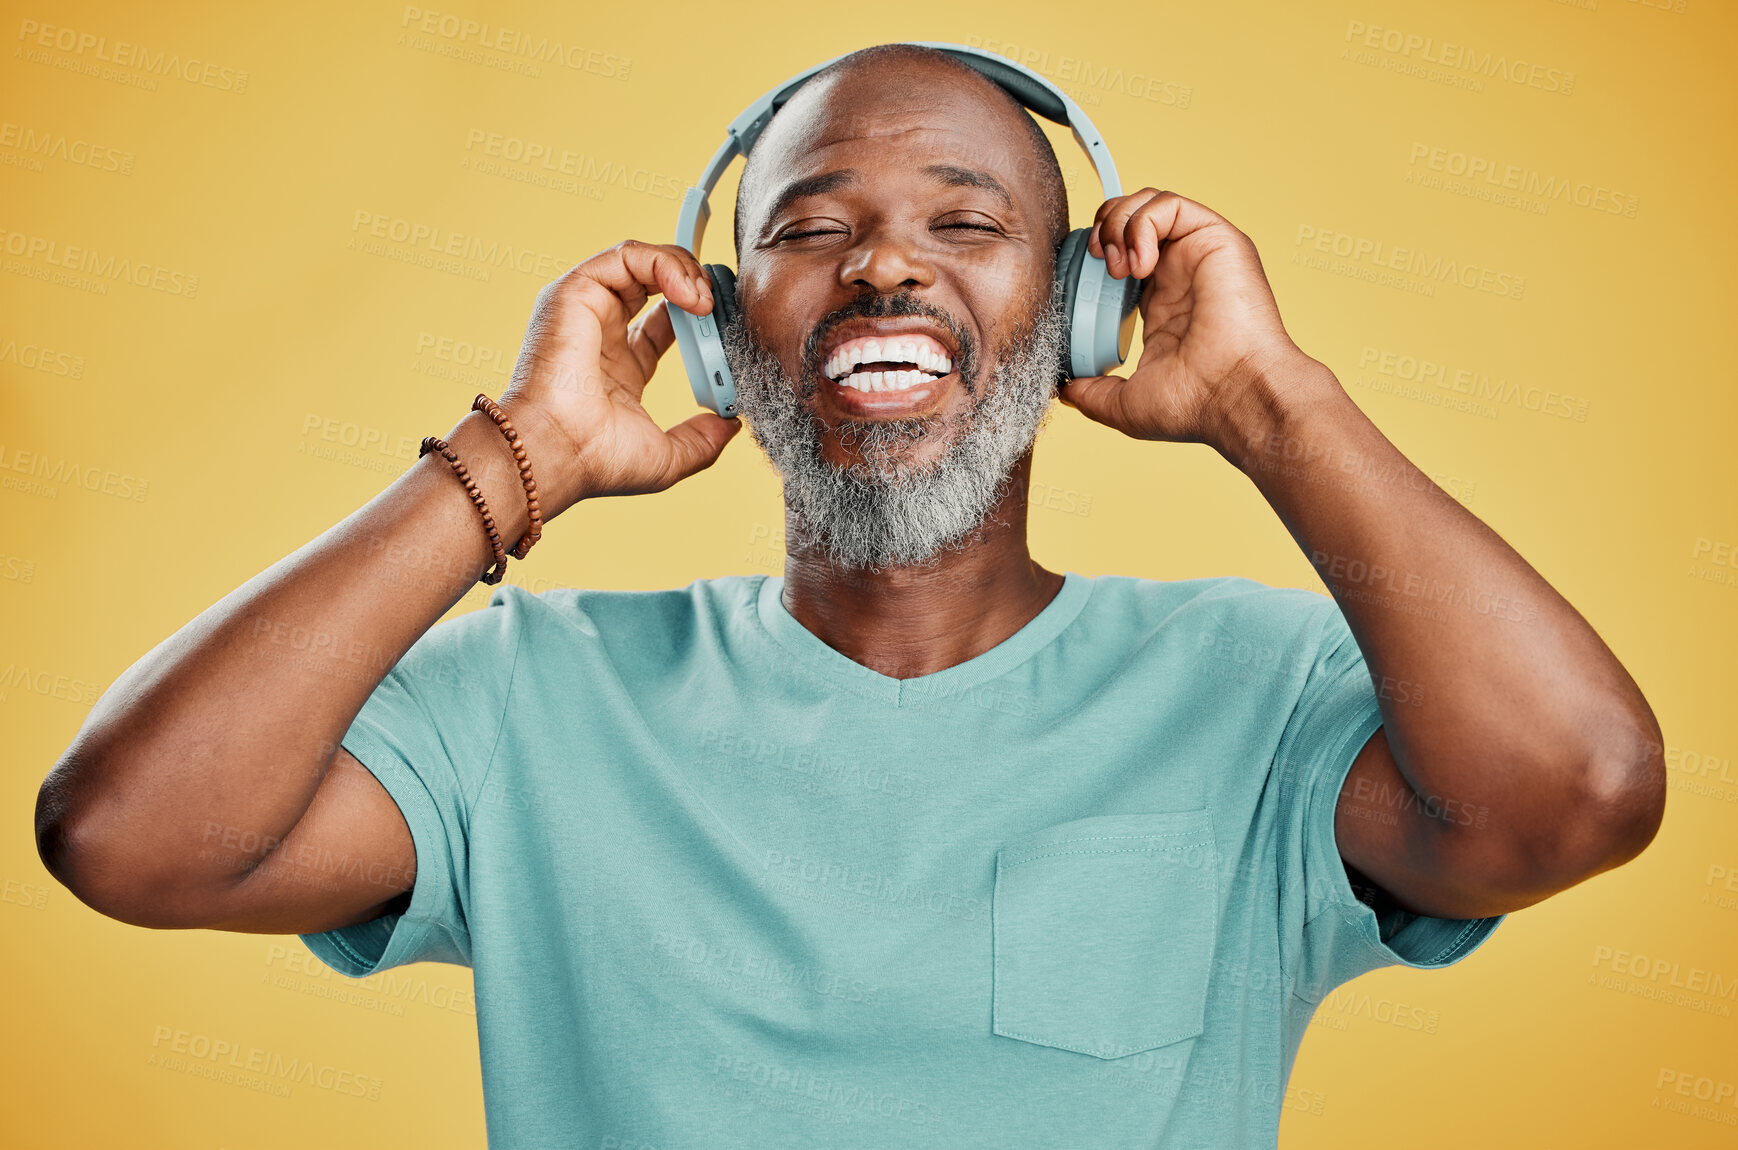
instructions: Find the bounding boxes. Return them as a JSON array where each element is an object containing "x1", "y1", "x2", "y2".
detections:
[{"x1": 675, "y1": 41, "x2": 1125, "y2": 261}]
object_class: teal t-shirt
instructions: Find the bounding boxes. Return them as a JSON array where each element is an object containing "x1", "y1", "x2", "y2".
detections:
[{"x1": 302, "y1": 572, "x2": 1502, "y2": 1148}]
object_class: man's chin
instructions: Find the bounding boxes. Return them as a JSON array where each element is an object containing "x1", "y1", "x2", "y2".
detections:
[
  {"x1": 819, "y1": 415, "x2": 954, "y2": 482},
  {"x1": 723, "y1": 288, "x2": 1068, "y2": 571}
]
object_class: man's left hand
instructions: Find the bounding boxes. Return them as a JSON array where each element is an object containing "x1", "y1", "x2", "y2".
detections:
[{"x1": 1058, "y1": 189, "x2": 1327, "y2": 457}]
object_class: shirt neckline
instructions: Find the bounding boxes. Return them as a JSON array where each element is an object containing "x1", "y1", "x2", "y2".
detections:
[{"x1": 753, "y1": 570, "x2": 1093, "y2": 706}]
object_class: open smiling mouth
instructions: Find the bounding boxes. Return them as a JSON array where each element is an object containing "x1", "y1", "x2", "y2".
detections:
[
  {"x1": 823, "y1": 334, "x2": 954, "y2": 393},
  {"x1": 816, "y1": 332, "x2": 963, "y2": 418}
]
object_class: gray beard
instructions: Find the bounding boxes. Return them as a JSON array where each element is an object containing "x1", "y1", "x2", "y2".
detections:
[{"x1": 721, "y1": 289, "x2": 1070, "y2": 572}]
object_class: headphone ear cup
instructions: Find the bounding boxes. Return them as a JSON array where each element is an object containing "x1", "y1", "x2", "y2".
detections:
[
  {"x1": 1053, "y1": 230, "x2": 1090, "y2": 383},
  {"x1": 1113, "y1": 271, "x2": 1141, "y2": 363},
  {"x1": 704, "y1": 264, "x2": 739, "y2": 332},
  {"x1": 678, "y1": 263, "x2": 738, "y2": 418},
  {"x1": 1055, "y1": 228, "x2": 1141, "y2": 381}
]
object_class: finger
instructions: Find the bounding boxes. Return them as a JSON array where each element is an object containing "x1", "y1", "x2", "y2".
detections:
[
  {"x1": 1122, "y1": 192, "x2": 1227, "y2": 278},
  {"x1": 624, "y1": 240, "x2": 712, "y2": 315},
  {"x1": 1056, "y1": 373, "x2": 1129, "y2": 428},
  {"x1": 626, "y1": 299, "x2": 677, "y2": 380},
  {"x1": 1123, "y1": 198, "x2": 1176, "y2": 280},
  {"x1": 1086, "y1": 197, "x2": 1122, "y2": 256},
  {"x1": 1092, "y1": 188, "x2": 1165, "y2": 276},
  {"x1": 658, "y1": 410, "x2": 742, "y2": 487},
  {"x1": 575, "y1": 240, "x2": 712, "y2": 320}
]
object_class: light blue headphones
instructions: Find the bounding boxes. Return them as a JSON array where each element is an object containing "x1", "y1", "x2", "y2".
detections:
[{"x1": 667, "y1": 40, "x2": 1143, "y2": 419}]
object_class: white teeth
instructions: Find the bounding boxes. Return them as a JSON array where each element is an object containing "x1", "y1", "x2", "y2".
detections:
[
  {"x1": 835, "y1": 368, "x2": 933, "y2": 393},
  {"x1": 824, "y1": 335, "x2": 955, "y2": 383}
]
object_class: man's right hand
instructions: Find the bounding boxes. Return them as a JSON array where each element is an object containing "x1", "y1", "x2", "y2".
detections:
[{"x1": 498, "y1": 240, "x2": 742, "y2": 515}]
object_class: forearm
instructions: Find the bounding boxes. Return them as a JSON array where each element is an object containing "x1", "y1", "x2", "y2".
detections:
[
  {"x1": 1217, "y1": 351, "x2": 1662, "y2": 857},
  {"x1": 38, "y1": 405, "x2": 567, "y2": 898}
]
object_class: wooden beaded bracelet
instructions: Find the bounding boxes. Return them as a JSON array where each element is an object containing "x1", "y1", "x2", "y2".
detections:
[
  {"x1": 419, "y1": 435, "x2": 509, "y2": 585},
  {"x1": 471, "y1": 393, "x2": 543, "y2": 560}
]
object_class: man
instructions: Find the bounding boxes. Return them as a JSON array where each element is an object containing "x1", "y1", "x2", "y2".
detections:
[{"x1": 36, "y1": 43, "x2": 1662, "y2": 1147}]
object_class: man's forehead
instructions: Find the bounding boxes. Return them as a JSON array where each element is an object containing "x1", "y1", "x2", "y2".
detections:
[
  {"x1": 776, "y1": 119, "x2": 1025, "y2": 188},
  {"x1": 747, "y1": 87, "x2": 1040, "y2": 220},
  {"x1": 764, "y1": 69, "x2": 1028, "y2": 169}
]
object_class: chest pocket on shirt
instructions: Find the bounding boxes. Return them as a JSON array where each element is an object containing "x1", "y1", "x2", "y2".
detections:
[{"x1": 991, "y1": 810, "x2": 1220, "y2": 1060}]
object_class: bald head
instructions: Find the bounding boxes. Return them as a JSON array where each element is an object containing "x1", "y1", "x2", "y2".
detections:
[{"x1": 731, "y1": 44, "x2": 1070, "y2": 265}]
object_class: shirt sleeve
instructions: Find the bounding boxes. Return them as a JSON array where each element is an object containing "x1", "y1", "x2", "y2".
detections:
[
  {"x1": 297, "y1": 585, "x2": 528, "y2": 978},
  {"x1": 1275, "y1": 599, "x2": 1504, "y2": 1005}
]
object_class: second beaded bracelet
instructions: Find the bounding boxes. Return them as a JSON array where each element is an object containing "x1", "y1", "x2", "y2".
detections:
[
  {"x1": 472, "y1": 393, "x2": 543, "y2": 560},
  {"x1": 420, "y1": 435, "x2": 510, "y2": 586}
]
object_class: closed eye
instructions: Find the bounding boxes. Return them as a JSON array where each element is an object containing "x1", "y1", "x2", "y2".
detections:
[{"x1": 776, "y1": 222, "x2": 1001, "y2": 242}]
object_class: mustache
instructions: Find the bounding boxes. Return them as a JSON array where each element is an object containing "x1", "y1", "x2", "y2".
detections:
[{"x1": 800, "y1": 291, "x2": 980, "y2": 398}]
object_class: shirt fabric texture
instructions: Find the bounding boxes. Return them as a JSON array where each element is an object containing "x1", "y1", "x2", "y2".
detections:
[{"x1": 301, "y1": 572, "x2": 1503, "y2": 1148}]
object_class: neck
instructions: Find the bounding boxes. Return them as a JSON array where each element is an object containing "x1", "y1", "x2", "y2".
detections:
[{"x1": 778, "y1": 451, "x2": 1065, "y2": 680}]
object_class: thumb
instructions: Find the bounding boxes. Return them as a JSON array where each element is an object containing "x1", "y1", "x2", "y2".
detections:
[
  {"x1": 659, "y1": 411, "x2": 742, "y2": 486},
  {"x1": 1057, "y1": 373, "x2": 1128, "y2": 427}
]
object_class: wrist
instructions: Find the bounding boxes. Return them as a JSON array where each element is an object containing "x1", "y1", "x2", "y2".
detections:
[
  {"x1": 442, "y1": 412, "x2": 536, "y2": 560},
  {"x1": 488, "y1": 396, "x2": 597, "y2": 514},
  {"x1": 1208, "y1": 344, "x2": 1349, "y2": 474}
]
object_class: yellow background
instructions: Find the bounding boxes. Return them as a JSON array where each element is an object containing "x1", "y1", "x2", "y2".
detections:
[{"x1": 4, "y1": 0, "x2": 1734, "y2": 1146}]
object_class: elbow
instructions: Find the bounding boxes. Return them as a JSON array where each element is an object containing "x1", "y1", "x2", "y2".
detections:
[
  {"x1": 1391, "y1": 711, "x2": 1668, "y2": 920},
  {"x1": 1475, "y1": 715, "x2": 1666, "y2": 913},
  {"x1": 1528, "y1": 709, "x2": 1668, "y2": 892},
  {"x1": 34, "y1": 751, "x2": 214, "y2": 930},
  {"x1": 1575, "y1": 713, "x2": 1668, "y2": 872},
  {"x1": 35, "y1": 762, "x2": 137, "y2": 924},
  {"x1": 35, "y1": 751, "x2": 90, "y2": 896}
]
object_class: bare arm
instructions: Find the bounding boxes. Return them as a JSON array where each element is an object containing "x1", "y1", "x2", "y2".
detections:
[
  {"x1": 1229, "y1": 362, "x2": 1663, "y2": 920},
  {"x1": 1063, "y1": 189, "x2": 1664, "y2": 921},
  {"x1": 35, "y1": 241, "x2": 739, "y2": 933}
]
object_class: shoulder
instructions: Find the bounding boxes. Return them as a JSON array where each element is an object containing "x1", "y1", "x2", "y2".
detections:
[
  {"x1": 492, "y1": 573, "x2": 762, "y2": 628},
  {"x1": 1076, "y1": 572, "x2": 1338, "y2": 644},
  {"x1": 477, "y1": 574, "x2": 765, "y2": 659}
]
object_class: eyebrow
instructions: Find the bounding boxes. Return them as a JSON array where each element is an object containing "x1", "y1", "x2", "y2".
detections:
[{"x1": 761, "y1": 163, "x2": 1015, "y2": 229}]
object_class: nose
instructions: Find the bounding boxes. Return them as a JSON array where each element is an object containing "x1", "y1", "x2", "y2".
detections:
[{"x1": 837, "y1": 223, "x2": 935, "y2": 295}]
